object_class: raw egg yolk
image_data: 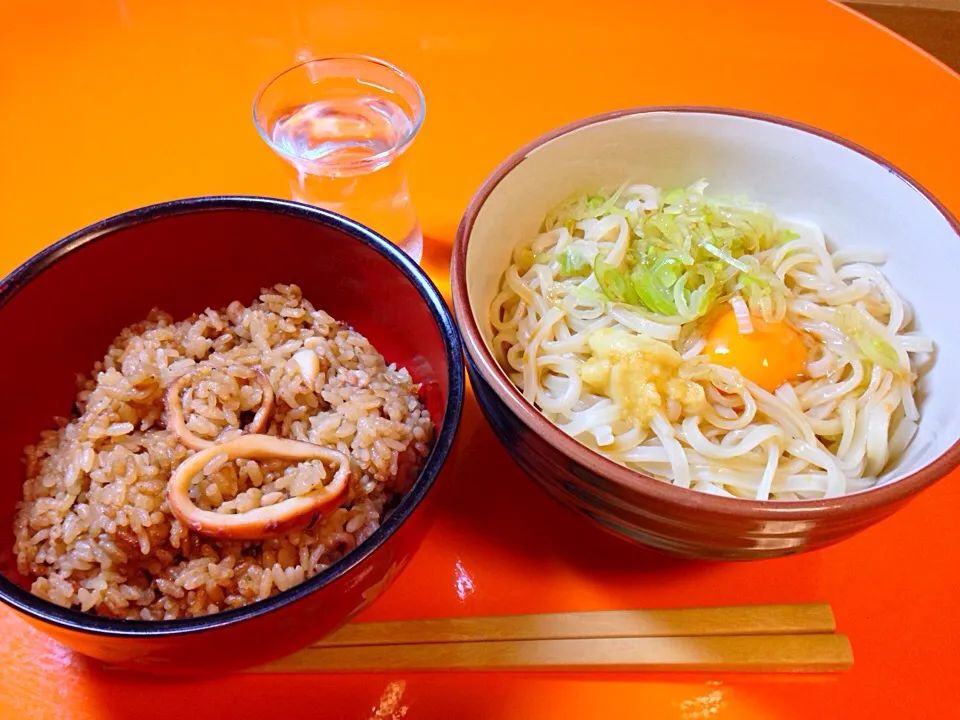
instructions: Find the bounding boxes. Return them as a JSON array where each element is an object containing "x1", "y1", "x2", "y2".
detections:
[{"x1": 704, "y1": 308, "x2": 807, "y2": 393}]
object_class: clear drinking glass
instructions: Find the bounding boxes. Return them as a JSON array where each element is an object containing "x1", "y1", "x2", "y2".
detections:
[{"x1": 253, "y1": 56, "x2": 426, "y2": 261}]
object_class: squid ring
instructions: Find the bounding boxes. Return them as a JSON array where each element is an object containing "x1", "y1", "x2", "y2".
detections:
[
  {"x1": 165, "y1": 366, "x2": 275, "y2": 450},
  {"x1": 166, "y1": 434, "x2": 352, "y2": 540}
]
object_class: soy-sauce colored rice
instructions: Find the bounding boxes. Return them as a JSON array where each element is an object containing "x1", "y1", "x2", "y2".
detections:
[{"x1": 12, "y1": 285, "x2": 433, "y2": 619}]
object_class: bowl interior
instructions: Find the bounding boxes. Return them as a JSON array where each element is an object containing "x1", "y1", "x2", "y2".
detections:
[
  {"x1": 464, "y1": 109, "x2": 960, "y2": 492},
  {"x1": 0, "y1": 201, "x2": 453, "y2": 591}
]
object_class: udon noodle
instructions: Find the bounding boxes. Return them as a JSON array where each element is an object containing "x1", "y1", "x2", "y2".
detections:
[{"x1": 490, "y1": 181, "x2": 933, "y2": 500}]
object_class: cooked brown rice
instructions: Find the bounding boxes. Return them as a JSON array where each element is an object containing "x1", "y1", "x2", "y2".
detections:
[{"x1": 12, "y1": 284, "x2": 433, "y2": 619}]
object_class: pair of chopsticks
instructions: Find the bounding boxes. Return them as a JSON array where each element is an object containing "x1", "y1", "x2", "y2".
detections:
[{"x1": 252, "y1": 603, "x2": 853, "y2": 673}]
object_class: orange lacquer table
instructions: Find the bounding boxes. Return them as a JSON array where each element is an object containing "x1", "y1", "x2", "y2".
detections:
[{"x1": 1, "y1": 1, "x2": 958, "y2": 717}]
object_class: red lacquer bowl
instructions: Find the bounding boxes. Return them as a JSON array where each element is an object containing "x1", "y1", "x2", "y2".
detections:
[{"x1": 0, "y1": 197, "x2": 464, "y2": 674}]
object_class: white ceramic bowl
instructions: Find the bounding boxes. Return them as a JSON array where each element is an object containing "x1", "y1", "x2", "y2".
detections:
[{"x1": 453, "y1": 107, "x2": 960, "y2": 558}]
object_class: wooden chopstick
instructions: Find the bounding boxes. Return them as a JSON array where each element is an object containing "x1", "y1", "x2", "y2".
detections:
[
  {"x1": 314, "y1": 603, "x2": 836, "y2": 647},
  {"x1": 244, "y1": 603, "x2": 851, "y2": 674},
  {"x1": 253, "y1": 634, "x2": 853, "y2": 674}
]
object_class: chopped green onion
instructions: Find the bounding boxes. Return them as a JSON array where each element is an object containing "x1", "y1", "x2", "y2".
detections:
[
  {"x1": 571, "y1": 285, "x2": 608, "y2": 304},
  {"x1": 545, "y1": 180, "x2": 790, "y2": 322},
  {"x1": 652, "y1": 257, "x2": 682, "y2": 287},
  {"x1": 836, "y1": 305, "x2": 903, "y2": 373},
  {"x1": 701, "y1": 242, "x2": 751, "y2": 273},
  {"x1": 594, "y1": 256, "x2": 639, "y2": 305},
  {"x1": 558, "y1": 248, "x2": 592, "y2": 277},
  {"x1": 514, "y1": 248, "x2": 536, "y2": 273},
  {"x1": 629, "y1": 263, "x2": 678, "y2": 315},
  {"x1": 543, "y1": 182, "x2": 632, "y2": 231},
  {"x1": 662, "y1": 187, "x2": 685, "y2": 205}
]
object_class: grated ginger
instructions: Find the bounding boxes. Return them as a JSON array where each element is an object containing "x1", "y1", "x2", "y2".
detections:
[{"x1": 580, "y1": 328, "x2": 706, "y2": 427}]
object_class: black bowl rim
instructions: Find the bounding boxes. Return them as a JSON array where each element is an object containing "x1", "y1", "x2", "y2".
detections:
[{"x1": 0, "y1": 195, "x2": 465, "y2": 637}]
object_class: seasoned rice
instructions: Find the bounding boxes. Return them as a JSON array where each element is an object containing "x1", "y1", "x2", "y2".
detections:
[{"x1": 12, "y1": 284, "x2": 433, "y2": 619}]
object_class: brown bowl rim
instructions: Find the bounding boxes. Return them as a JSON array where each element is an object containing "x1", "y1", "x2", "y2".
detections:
[{"x1": 452, "y1": 105, "x2": 960, "y2": 521}]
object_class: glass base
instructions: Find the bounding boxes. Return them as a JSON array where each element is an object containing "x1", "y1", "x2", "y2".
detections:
[
  {"x1": 287, "y1": 171, "x2": 423, "y2": 264},
  {"x1": 397, "y1": 223, "x2": 423, "y2": 263},
  {"x1": 290, "y1": 190, "x2": 424, "y2": 264}
]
